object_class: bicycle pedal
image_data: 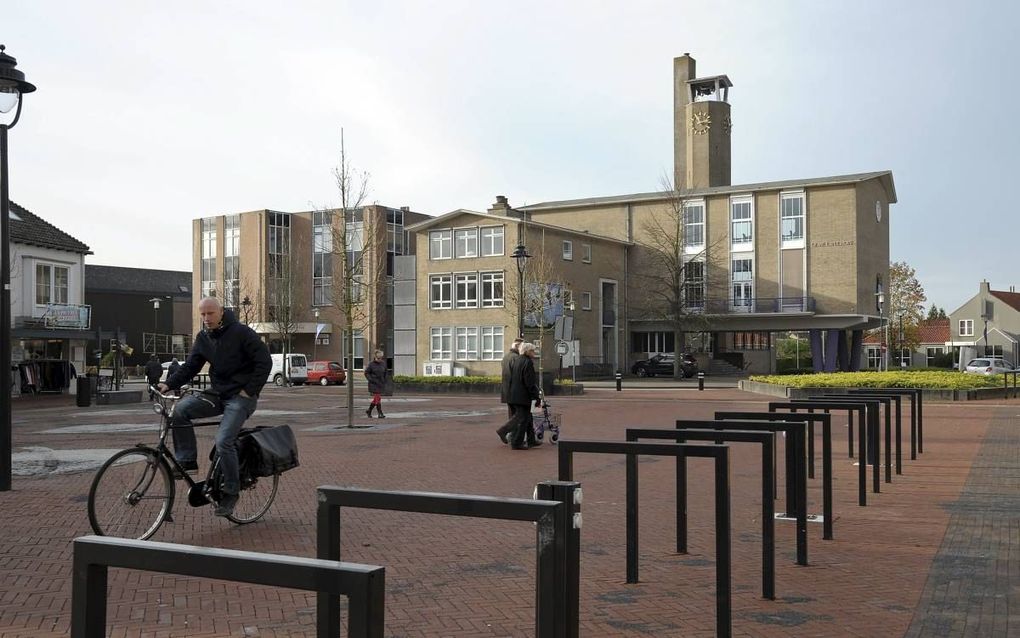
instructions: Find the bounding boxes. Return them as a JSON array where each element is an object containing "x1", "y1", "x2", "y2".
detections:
[{"x1": 164, "y1": 513, "x2": 175, "y2": 523}]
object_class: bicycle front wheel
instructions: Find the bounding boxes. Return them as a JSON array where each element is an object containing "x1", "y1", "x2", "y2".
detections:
[
  {"x1": 88, "y1": 447, "x2": 174, "y2": 540},
  {"x1": 227, "y1": 472, "x2": 279, "y2": 524}
]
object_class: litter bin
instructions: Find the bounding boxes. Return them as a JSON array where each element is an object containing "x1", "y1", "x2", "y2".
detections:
[{"x1": 76, "y1": 376, "x2": 92, "y2": 407}]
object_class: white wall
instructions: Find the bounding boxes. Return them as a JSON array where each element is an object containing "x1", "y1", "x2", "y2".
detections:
[{"x1": 11, "y1": 243, "x2": 86, "y2": 319}]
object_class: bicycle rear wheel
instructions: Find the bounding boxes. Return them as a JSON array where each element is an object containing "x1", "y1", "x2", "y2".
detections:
[
  {"x1": 88, "y1": 447, "x2": 174, "y2": 540},
  {"x1": 227, "y1": 472, "x2": 279, "y2": 524}
]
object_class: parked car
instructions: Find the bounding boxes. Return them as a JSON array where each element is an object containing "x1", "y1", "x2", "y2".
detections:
[
  {"x1": 267, "y1": 353, "x2": 309, "y2": 386},
  {"x1": 964, "y1": 358, "x2": 1014, "y2": 375},
  {"x1": 631, "y1": 353, "x2": 697, "y2": 378},
  {"x1": 307, "y1": 360, "x2": 346, "y2": 386}
]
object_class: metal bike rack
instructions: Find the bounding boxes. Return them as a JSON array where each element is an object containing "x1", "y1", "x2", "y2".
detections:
[
  {"x1": 715, "y1": 411, "x2": 834, "y2": 541},
  {"x1": 795, "y1": 397, "x2": 887, "y2": 487},
  {"x1": 847, "y1": 391, "x2": 904, "y2": 475},
  {"x1": 626, "y1": 427, "x2": 778, "y2": 600},
  {"x1": 71, "y1": 535, "x2": 384, "y2": 638},
  {"x1": 556, "y1": 440, "x2": 732, "y2": 638},
  {"x1": 848, "y1": 388, "x2": 921, "y2": 460},
  {"x1": 316, "y1": 484, "x2": 580, "y2": 638}
]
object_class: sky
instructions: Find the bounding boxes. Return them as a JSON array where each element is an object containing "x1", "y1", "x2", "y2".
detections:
[{"x1": 5, "y1": 0, "x2": 1018, "y2": 311}]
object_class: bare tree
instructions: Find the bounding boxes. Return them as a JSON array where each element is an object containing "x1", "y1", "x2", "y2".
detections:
[
  {"x1": 629, "y1": 178, "x2": 713, "y2": 377},
  {"x1": 265, "y1": 250, "x2": 306, "y2": 384},
  {"x1": 505, "y1": 247, "x2": 567, "y2": 388},
  {"x1": 317, "y1": 129, "x2": 384, "y2": 428}
]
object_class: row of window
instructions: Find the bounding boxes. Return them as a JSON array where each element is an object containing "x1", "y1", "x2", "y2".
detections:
[
  {"x1": 428, "y1": 272, "x2": 596, "y2": 312},
  {"x1": 430, "y1": 326, "x2": 505, "y2": 361},
  {"x1": 427, "y1": 225, "x2": 595, "y2": 264},
  {"x1": 682, "y1": 192, "x2": 807, "y2": 252}
]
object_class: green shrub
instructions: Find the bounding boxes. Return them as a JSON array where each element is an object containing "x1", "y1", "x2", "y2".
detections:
[
  {"x1": 748, "y1": 370, "x2": 1000, "y2": 390},
  {"x1": 553, "y1": 378, "x2": 576, "y2": 386},
  {"x1": 392, "y1": 375, "x2": 500, "y2": 385}
]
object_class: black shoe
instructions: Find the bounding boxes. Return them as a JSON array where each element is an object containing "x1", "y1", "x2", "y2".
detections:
[
  {"x1": 376, "y1": 409, "x2": 386, "y2": 419},
  {"x1": 214, "y1": 493, "x2": 239, "y2": 517},
  {"x1": 511, "y1": 443, "x2": 529, "y2": 450},
  {"x1": 527, "y1": 439, "x2": 543, "y2": 448},
  {"x1": 172, "y1": 460, "x2": 198, "y2": 480},
  {"x1": 497, "y1": 429, "x2": 510, "y2": 444},
  {"x1": 366, "y1": 406, "x2": 374, "y2": 418}
]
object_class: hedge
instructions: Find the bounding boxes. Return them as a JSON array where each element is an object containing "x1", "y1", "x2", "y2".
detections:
[{"x1": 748, "y1": 370, "x2": 1003, "y2": 390}]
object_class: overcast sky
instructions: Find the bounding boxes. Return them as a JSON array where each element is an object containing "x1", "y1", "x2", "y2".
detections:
[{"x1": 5, "y1": 1, "x2": 1017, "y2": 310}]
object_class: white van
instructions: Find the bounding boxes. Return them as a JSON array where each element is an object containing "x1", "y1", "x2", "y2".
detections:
[{"x1": 268, "y1": 353, "x2": 309, "y2": 386}]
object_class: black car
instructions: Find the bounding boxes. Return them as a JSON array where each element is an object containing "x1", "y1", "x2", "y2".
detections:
[{"x1": 630, "y1": 354, "x2": 697, "y2": 378}]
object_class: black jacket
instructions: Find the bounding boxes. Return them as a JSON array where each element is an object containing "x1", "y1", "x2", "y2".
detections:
[
  {"x1": 500, "y1": 349, "x2": 519, "y2": 404},
  {"x1": 508, "y1": 355, "x2": 540, "y2": 405},
  {"x1": 364, "y1": 359, "x2": 388, "y2": 394},
  {"x1": 144, "y1": 359, "x2": 163, "y2": 383},
  {"x1": 166, "y1": 309, "x2": 272, "y2": 399}
]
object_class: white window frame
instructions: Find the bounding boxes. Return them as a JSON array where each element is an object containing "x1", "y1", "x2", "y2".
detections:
[
  {"x1": 480, "y1": 226, "x2": 504, "y2": 257},
  {"x1": 455, "y1": 273, "x2": 478, "y2": 309},
  {"x1": 959, "y1": 319, "x2": 974, "y2": 337},
  {"x1": 780, "y1": 191, "x2": 805, "y2": 248},
  {"x1": 480, "y1": 271, "x2": 504, "y2": 308},
  {"x1": 581, "y1": 291, "x2": 592, "y2": 311},
  {"x1": 731, "y1": 257, "x2": 753, "y2": 310},
  {"x1": 454, "y1": 227, "x2": 478, "y2": 258},
  {"x1": 562, "y1": 240, "x2": 573, "y2": 261},
  {"x1": 34, "y1": 263, "x2": 70, "y2": 306},
  {"x1": 730, "y1": 196, "x2": 753, "y2": 250},
  {"x1": 430, "y1": 275, "x2": 452, "y2": 309},
  {"x1": 683, "y1": 200, "x2": 706, "y2": 254},
  {"x1": 867, "y1": 346, "x2": 882, "y2": 369},
  {"x1": 429, "y1": 230, "x2": 453, "y2": 260},
  {"x1": 481, "y1": 326, "x2": 504, "y2": 360},
  {"x1": 430, "y1": 327, "x2": 452, "y2": 360},
  {"x1": 582, "y1": 243, "x2": 591, "y2": 263},
  {"x1": 455, "y1": 326, "x2": 479, "y2": 360}
]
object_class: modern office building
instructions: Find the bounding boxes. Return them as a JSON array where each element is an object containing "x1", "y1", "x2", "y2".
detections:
[{"x1": 191, "y1": 205, "x2": 427, "y2": 369}]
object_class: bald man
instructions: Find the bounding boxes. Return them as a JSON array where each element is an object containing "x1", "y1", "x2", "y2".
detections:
[{"x1": 158, "y1": 297, "x2": 272, "y2": 517}]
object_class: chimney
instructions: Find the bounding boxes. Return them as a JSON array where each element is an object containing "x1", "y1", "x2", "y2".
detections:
[
  {"x1": 400, "y1": 206, "x2": 409, "y2": 212},
  {"x1": 488, "y1": 195, "x2": 521, "y2": 218},
  {"x1": 673, "y1": 54, "x2": 696, "y2": 190},
  {"x1": 980, "y1": 280, "x2": 991, "y2": 294}
]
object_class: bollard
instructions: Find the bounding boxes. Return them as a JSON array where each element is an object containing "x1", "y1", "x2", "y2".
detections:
[
  {"x1": 615, "y1": 371, "x2": 622, "y2": 391},
  {"x1": 698, "y1": 371, "x2": 705, "y2": 391}
]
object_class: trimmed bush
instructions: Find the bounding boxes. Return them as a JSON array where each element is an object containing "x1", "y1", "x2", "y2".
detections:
[
  {"x1": 392, "y1": 375, "x2": 500, "y2": 385},
  {"x1": 748, "y1": 370, "x2": 1002, "y2": 390}
]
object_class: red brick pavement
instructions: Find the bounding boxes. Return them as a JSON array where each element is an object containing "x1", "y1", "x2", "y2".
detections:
[{"x1": 0, "y1": 386, "x2": 1007, "y2": 636}]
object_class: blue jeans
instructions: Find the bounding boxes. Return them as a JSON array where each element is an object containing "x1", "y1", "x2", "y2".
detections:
[{"x1": 171, "y1": 392, "x2": 257, "y2": 495}]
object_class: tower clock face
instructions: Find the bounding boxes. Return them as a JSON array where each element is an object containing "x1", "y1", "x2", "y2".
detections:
[{"x1": 691, "y1": 112, "x2": 711, "y2": 135}]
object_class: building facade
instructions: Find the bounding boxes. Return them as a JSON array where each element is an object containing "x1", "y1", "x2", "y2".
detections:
[
  {"x1": 191, "y1": 205, "x2": 427, "y2": 368},
  {"x1": 948, "y1": 281, "x2": 1020, "y2": 366},
  {"x1": 8, "y1": 202, "x2": 92, "y2": 394}
]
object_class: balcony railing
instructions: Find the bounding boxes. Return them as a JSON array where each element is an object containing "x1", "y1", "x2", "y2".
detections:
[{"x1": 683, "y1": 296, "x2": 815, "y2": 315}]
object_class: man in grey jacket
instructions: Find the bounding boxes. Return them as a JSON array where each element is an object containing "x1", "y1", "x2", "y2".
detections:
[{"x1": 496, "y1": 338, "x2": 524, "y2": 443}]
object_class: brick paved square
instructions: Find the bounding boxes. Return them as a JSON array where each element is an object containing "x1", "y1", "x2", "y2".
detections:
[{"x1": 1, "y1": 385, "x2": 1015, "y2": 636}]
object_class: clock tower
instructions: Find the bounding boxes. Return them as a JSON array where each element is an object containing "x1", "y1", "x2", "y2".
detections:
[{"x1": 673, "y1": 54, "x2": 732, "y2": 190}]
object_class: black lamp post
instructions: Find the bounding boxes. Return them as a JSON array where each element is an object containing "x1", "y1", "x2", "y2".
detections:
[
  {"x1": 148, "y1": 297, "x2": 161, "y2": 356},
  {"x1": 313, "y1": 307, "x2": 320, "y2": 360},
  {"x1": 511, "y1": 243, "x2": 530, "y2": 339},
  {"x1": 1, "y1": 45, "x2": 35, "y2": 492}
]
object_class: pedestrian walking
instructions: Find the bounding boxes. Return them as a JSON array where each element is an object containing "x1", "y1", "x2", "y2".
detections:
[
  {"x1": 507, "y1": 342, "x2": 542, "y2": 449},
  {"x1": 144, "y1": 354, "x2": 162, "y2": 400},
  {"x1": 496, "y1": 338, "x2": 524, "y2": 443},
  {"x1": 167, "y1": 357, "x2": 181, "y2": 380},
  {"x1": 364, "y1": 350, "x2": 388, "y2": 418}
]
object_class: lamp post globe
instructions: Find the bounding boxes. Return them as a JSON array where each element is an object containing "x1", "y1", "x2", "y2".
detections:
[
  {"x1": 511, "y1": 243, "x2": 530, "y2": 339},
  {"x1": 1, "y1": 44, "x2": 36, "y2": 492}
]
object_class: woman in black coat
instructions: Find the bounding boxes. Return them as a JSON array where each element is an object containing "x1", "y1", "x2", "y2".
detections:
[
  {"x1": 507, "y1": 342, "x2": 542, "y2": 449},
  {"x1": 364, "y1": 350, "x2": 388, "y2": 418}
]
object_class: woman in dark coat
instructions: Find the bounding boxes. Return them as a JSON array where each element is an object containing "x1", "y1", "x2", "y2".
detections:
[
  {"x1": 364, "y1": 350, "x2": 388, "y2": 418},
  {"x1": 507, "y1": 342, "x2": 542, "y2": 449}
]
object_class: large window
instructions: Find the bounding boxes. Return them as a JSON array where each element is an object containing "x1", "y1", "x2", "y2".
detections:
[
  {"x1": 780, "y1": 192, "x2": 805, "y2": 244},
  {"x1": 926, "y1": 347, "x2": 945, "y2": 367},
  {"x1": 959, "y1": 319, "x2": 974, "y2": 337},
  {"x1": 683, "y1": 260, "x2": 706, "y2": 309},
  {"x1": 683, "y1": 201, "x2": 705, "y2": 251},
  {"x1": 730, "y1": 197, "x2": 753, "y2": 247},
  {"x1": 455, "y1": 273, "x2": 478, "y2": 309},
  {"x1": 481, "y1": 271, "x2": 504, "y2": 308},
  {"x1": 867, "y1": 347, "x2": 882, "y2": 369},
  {"x1": 430, "y1": 275, "x2": 452, "y2": 309},
  {"x1": 582, "y1": 243, "x2": 592, "y2": 263},
  {"x1": 731, "y1": 258, "x2": 753, "y2": 309},
  {"x1": 562, "y1": 241, "x2": 573, "y2": 261},
  {"x1": 430, "y1": 230, "x2": 452, "y2": 260},
  {"x1": 35, "y1": 263, "x2": 69, "y2": 305},
  {"x1": 455, "y1": 228, "x2": 478, "y2": 258},
  {"x1": 223, "y1": 215, "x2": 240, "y2": 308},
  {"x1": 480, "y1": 226, "x2": 504, "y2": 257},
  {"x1": 430, "y1": 327, "x2": 452, "y2": 360},
  {"x1": 268, "y1": 212, "x2": 290, "y2": 279},
  {"x1": 201, "y1": 217, "x2": 217, "y2": 298},
  {"x1": 455, "y1": 327, "x2": 479, "y2": 360},
  {"x1": 632, "y1": 331, "x2": 674, "y2": 354},
  {"x1": 482, "y1": 326, "x2": 504, "y2": 360},
  {"x1": 313, "y1": 210, "x2": 333, "y2": 306}
]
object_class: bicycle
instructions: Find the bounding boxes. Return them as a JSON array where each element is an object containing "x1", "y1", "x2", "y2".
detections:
[{"x1": 87, "y1": 386, "x2": 280, "y2": 540}]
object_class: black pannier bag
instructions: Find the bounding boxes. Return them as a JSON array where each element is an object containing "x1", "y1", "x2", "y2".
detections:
[{"x1": 239, "y1": 425, "x2": 300, "y2": 477}]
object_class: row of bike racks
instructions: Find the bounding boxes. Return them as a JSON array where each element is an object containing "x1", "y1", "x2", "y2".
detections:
[{"x1": 71, "y1": 387, "x2": 923, "y2": 638}]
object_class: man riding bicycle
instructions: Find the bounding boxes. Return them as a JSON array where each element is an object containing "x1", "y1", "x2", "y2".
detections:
[{"x1": 158, "y1": 296, "x2": 272, "y2": 517}]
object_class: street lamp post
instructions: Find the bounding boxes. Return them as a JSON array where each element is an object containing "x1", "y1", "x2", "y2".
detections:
[
  {"x1": 148, "y1": 298, "x2": 161, "y2": 356},
  {"x1": 313, "y1": 307, "x2": 320, "y2": 360},
  {"x1": 876, "y1": 291, "x2": 887, "y2": 371},
  {"x1": 511, "y1": 243, "x2": 530, "y2": 339},
  {"x1": 1, "y1": 44, "x2": 35, "y2": 492}
]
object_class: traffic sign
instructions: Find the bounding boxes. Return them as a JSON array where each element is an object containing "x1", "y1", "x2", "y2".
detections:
[{"x1": 555, "y1": 341, "x2": 569, "y2": 355}]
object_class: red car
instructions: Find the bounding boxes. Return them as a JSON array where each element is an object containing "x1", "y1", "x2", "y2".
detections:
[{"x1": 307, "y1": 361, "x2": 346, "y2": 386}]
